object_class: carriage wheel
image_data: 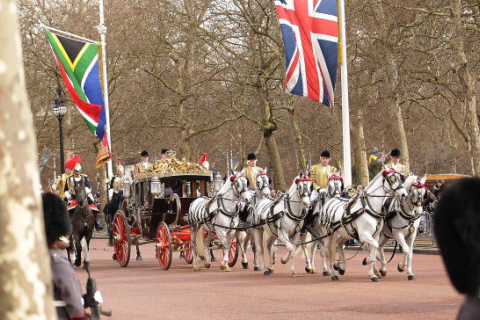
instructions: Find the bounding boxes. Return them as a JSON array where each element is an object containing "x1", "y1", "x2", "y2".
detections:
[
  {"x1": 156, "y1": 222, "x2": 172, "y2": 270},
  {"x1": 112, "y1": 211, "x2": 131, "y2": 267},
  {"x1": 183, "y1": 241, "x2": 194, "y2": 265},
  {"x1": 222, "y1": 237, "x2": 239, "y2": 268}
]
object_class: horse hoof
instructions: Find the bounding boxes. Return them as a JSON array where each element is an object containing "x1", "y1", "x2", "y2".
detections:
[
  {"x1": 362, "y1": 258, "x2": 368, "y2": 266},
  {"x1": 305, "y1": 267, "x2": 311, "y2": 273},
  {"x1": 254, "y1": 266, "x2": 261, "y2": 271},
  {"x1": 339, "y1": 268, "x2": 345, "y2": 276},
  {"x1": 291, "y1": 272, "x2": 298, "y2": 278},
  {"x1": 380, "y1": 270, "x2": 387, "y2": 277},
  {"x1": 281, "y1": 257, "x2": 288, "y2": 265},
  {"x1": 408, "y1": 275, "x2": 415, "y2": 281},
  {"x1": 268, "y1": 268, "x2": 274, "y2": 274},
  {"x1": 224, "y1": 267, "x2": 232, "y2": 272},
  {"x1": 371, "y1": 277, "x2": 380, "y2": 282},
  {"x1": 204, "y1": 262, "x2": 211, "y2": 269},
  {"x1": 136, "y1": 256, "x2": 143, "y2": 261},
  {"x1": 242, "y1": 262, "x2": 249, "y2": 269},
  {"x1": 193, "y1": 266, "x2": 200, "y2": 271},
  {"x1": 333, "y1": 264, "x2": 339, "y2": 271},
  {"x1": 74, "y1": 260, "x2": 81, "y2": 267},
  {"x1": 263, "y1": 270, "x2": 271, "y2": 276},
  {"x1": 112, "y1": 254, "x2": 117, "y2": 261},
  {"x1": 331, "y1": 275, "x2": 339, "y2": 281},
  {"x1": 397, "y1": 264, "x2": 405, "y2": 273},
  {"x1": 322, "y1": 271, "x2": 331, "y2": 276}
]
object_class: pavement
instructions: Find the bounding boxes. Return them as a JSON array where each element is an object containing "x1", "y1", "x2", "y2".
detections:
[{"x1": 75, "y1": 238, "x2": 460, "y2": 320}]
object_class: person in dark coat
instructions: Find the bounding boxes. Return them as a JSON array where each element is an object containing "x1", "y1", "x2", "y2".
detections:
[
  {"x1": 434, "y1": 178, "x2": 480, "y2": 320},
  {"x1": 43, "y1": 193, "x2": 87, "y2": 320}
]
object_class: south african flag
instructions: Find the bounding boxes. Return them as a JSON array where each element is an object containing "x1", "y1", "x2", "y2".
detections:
[{"x1": 44, "y1": 29, "x2": 107, "y2": 140}]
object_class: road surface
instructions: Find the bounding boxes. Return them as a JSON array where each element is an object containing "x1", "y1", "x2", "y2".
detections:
[{"x1": 76, "y1": 239, "x2": 461, "y2": 320}]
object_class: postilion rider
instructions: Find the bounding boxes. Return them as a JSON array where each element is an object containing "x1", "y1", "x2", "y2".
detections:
[
  {"x1": 386, "y1": 148, "x2": 409, "y2": 180},
  {"x1": 64, "y1": 161, "x2": 103, "y2": 231},
  {"x1": 310, "y1": 149, "x2": 339, "y2": 201},
  {"x1": 238, "y1": 153, "x2": 264, "y2": 222}
]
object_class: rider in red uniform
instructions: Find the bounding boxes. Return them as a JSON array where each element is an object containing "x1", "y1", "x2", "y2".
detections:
[{"x1": 64, "y1": 162, "x2": 103, "y2": 231}]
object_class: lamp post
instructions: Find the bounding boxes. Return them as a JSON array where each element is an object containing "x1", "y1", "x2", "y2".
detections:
[{"x1": 53, "y1": 87, "x2": 67, "y2": 174}]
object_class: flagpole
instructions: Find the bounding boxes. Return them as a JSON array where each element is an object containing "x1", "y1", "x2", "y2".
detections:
[
  {"x1": 339, "y1": 0, "x2": 352, "y2": 186},
  {"x1": 97, "y1": 0, "x2": 113, "y2": 180}
]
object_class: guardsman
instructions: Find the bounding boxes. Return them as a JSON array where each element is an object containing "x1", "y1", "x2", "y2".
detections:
[
  {"x1": 134, "y1": 150, "x2": 153, "y2": 173},
  {"x1": 241, "y1": 153, "x2": 264, "y2": 191},
  {"x1": 104, "y1": 165, "x2": 128, "y2": 217},
  {"x1": 50, "y1": 155, "x2": 80, "y2": 201},
  {"x1": 64, "y1": 162, "x2": 103, "y2": 231},
  {"x1": 43, "y1": 192, "x2": 87, "y2": 320},
  {"x1": 386, "y1": 148, "x2": 409, "y2": 179},
  {"x1": 310, "y1": 150, "x2": 338, "y2": 200}
]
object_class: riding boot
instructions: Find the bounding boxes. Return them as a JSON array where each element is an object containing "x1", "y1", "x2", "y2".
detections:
[{"x1": 94, "y1": 213, "x2": 104, "y2": 231}]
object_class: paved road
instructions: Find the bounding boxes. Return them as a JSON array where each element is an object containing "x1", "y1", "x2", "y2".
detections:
[{"x1": 77, "y1": 239, "x2": 461, "y2": 320}]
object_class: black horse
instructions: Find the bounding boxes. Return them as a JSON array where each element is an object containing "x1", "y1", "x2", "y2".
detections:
[
  {"x1": 68, "y1": 178, "x2": 95, "y2": 267},
  {"x1": 103, "y1": 189, "x2": 124, "y2": 247}
]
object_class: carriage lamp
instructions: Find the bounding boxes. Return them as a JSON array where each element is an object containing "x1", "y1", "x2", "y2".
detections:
[
  {"x1": 53, "y1": 87, "x2": 67, "y2": 174},
  {"x1": 213, "y1": 172, "x2": 223, "y2": 192},
  {"x1": 150, "y1": 177, "x2": 163, "y2": 197}
]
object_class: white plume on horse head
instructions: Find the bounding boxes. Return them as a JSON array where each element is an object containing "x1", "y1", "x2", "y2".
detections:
[
  {"x1": 264, "y1": 167, "x2": 267, "y2": 174},
  {"x1": 420, "y1": 174, "x2": 427, "y2": 185}
]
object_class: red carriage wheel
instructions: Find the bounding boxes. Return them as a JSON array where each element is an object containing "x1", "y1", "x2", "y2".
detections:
[
  {"x1": 222, "y1": 237, "x2": 239, "y2": 268},
  {"x1": 156, "y1": 222, "x2": 172, "y2": 270},
  {"x1": 112, "y1": 211, "x2": 131, "y2": 267},
  {"x1": 183, "y1": 241, "x2": 194, "y2": 265}
]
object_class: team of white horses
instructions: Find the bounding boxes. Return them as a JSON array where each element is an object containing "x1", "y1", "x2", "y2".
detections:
[{"x1": 187, "y1": 166, "x2": 428, "y2": 282}]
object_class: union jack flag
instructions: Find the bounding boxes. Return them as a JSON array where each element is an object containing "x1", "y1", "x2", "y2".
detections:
[{"x1": 275, "y1": 0, "x2": 338, "y2": 107}]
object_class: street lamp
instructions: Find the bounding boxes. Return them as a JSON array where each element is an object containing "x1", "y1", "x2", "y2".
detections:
[{"x1": 53, "y1": 87, "x2": 67, "y2": 174}]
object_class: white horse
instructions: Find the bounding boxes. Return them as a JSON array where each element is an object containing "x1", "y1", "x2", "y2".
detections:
[
  {"x1": 320, "y1": 167, "x2": 408, "y2": 281},
  {"x1": 302, "y1": 174, "x2": 344, "y2": 275},
  {"x1": 237, "y1": 170, "x2": 271, "y2": 270},
  {"x1": 188, "y1": 171, "x2": 252, "y2": 271},
  {"x1": 253, "y1": 173, "x2": 312, "y2": 277},
  {"x1": 375, "y1": 174, "x2": 427, "y2": 280}
]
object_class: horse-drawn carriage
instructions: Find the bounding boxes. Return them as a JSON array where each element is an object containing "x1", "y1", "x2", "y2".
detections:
[{"x1": 111, "y1": 156, "x2": 239, "y2": 269}]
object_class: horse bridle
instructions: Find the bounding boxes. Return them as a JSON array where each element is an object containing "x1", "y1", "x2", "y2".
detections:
[
  {"x1": 256, "y1": 172, "x2": 270, "y2": 195},
  {"x1": 216, "y1": 174, "x2": 249, "y2": 217},
  {"x1": 327, "y1": 176, "x2": 343, "y2": 198}
]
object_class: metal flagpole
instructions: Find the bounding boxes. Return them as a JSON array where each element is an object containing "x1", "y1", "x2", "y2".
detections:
[
  {"x1": 97, "y1": 0, "x2": 113, "y2": 180},
  {"x1": 339, "y1": 0, "x2": 352, "y2": 186}
]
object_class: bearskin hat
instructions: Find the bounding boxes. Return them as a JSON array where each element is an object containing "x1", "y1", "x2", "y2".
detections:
[
  {"x1": 434, "y1": 178, "x2": 480, "y2": 295},
  {"x1": 390, "y1": 148, "x2": 401, "y2": 157},
  {"x1": 247, "y1": 153, "x2": 257, "y2": 161},
  {"x1": 42, "y1": 193, "x2": 72, "y2": 244},
  {"x1": 320, "y1": 150, "x2": 331, "y2": 158}
]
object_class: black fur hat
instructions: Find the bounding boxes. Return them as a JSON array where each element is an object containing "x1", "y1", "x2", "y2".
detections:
[
  {"x1": 247, "y1": 153, "x2": 257, "y2": 161},
  {"x1": 141, "y1": 150, "x2": 149, "y2": 157},
  {"x1": 42, "y1": 193, "x2": 71, "y2": 244},
  {"x1": 434, "y1": 178, "x2": 480, "y2": 295},
  {"x1": 390, "y1": 148, "x2": 401, "y2": 157},
  {"x1": 320, "y1": 150, "x2": 331, "y2": 158}
]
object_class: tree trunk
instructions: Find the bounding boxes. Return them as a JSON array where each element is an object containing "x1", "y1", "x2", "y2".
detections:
[
  {"x1": 287, "y1": 102, "x2": 306, "y2": 172},
  {"x1": 264, "y1": 130, "x2": 287, "y2": 191},
  {"x1": 376, "y1": 1, "x2": 410, "y2": 170},
  {"x1": 451, "y1": 0, "x2": 480, "y2": 175},
  {"x1": 0, "y1": 1, "x2": 55, "y2": 318},
  {"x1": 351, "y1": 106, "x2": 369, "y2": 185}
]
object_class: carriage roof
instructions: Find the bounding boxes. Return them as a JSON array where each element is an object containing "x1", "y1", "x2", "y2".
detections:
[
  {"x1": 425, "y1": 173, "x2": 470, "y2": 182},
  {"x1": 132, "y1": 158, "x2": 211, "y2": 182}
]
